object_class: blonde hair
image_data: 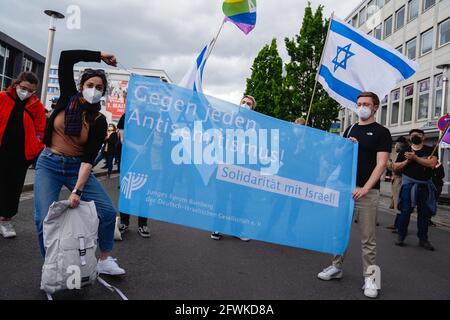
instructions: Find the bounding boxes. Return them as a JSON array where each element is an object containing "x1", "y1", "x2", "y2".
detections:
[{"x1": 242, "y1": 95, "x2": 257, "y2": 108}]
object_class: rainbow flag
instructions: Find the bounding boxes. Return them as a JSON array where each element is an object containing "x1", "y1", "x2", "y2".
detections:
[{"x1": 223, "y1": 0, "x2": 257, "y2": 35}]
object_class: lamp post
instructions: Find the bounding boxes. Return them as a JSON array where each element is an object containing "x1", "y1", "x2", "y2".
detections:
[
  {"x1": 437, "y1": 63, "x2": 450, "y2": 194},
  {"x1": 41, "y1": 10, "x2": 65, "y2": 103}
]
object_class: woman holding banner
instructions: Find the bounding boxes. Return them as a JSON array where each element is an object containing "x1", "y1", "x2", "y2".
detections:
[{"x1": 33, "y1": 50, "x2": 125, "y2": 276}]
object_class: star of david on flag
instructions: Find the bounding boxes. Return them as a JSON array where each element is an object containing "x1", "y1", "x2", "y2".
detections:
[
  {"x1": 317, "y1": 16, "x2": 419, "y2": 111},
  {"x1": 332, "y1": 44, "x2": 355, "y2": 72}
]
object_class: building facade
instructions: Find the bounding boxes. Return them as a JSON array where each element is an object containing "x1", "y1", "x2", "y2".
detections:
[
  {"x1": 0, "y1": 30, "x2": 45, "y2": 95},
  {"x1": 341, "y1": 0, "x2": 450, "y2": 193},
  {"x1": 46, "y1": 65, "x2": 172, "y2": 123}
]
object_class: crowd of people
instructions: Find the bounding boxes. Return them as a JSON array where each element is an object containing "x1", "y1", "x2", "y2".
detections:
[{"x1": 0, "y1": 48, "x2": 444, "y2": 299}]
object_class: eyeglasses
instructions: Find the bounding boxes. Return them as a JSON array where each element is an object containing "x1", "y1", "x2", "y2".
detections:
[{"x1": 18, "y1": 85, "x2": 36, "y2": 94}]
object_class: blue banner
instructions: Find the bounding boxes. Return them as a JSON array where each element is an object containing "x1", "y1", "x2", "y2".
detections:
[{"x1": 119, "y1": 74, "x2": 357, "y2": 255}]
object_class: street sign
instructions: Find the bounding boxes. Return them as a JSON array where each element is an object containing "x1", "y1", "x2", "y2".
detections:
[{"x1": 438, "y1": 114, "x2": 450, "y2": 131}]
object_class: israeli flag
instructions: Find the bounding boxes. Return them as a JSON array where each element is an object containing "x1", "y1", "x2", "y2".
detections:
[
  {"x1": 178, "y1": 40, "x2": 214, "y2": 93},
  {"x1": 318, "y1": 17, "x2": 419, "y2": 111}
]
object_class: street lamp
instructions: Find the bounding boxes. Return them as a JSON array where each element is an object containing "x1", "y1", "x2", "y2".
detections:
[
  {"x1": 41, "y1": 10, "x2": 65, "y2": 103},
  {"x1": 437, "y1": 63, "x2": 450, "y2": 193}
]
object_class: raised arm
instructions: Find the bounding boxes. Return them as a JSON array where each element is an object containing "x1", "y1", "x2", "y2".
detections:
[{"x1": 58, "y1": 50, "x2": 102, "y2": 104}]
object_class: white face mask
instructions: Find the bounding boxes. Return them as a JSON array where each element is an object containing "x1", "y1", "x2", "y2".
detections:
[
  {"x1": 357, "y1": 106, "x2": 372, "y2": 120},
  {"x1": 16, "y1": 87, "x2": 33, "y2": 101},
  {"x1": 240, "y1": 104, "x2": 251, "y2": 110},
  {"x1": 82, "y1": 87, "x2": 103, "y2": 104}
]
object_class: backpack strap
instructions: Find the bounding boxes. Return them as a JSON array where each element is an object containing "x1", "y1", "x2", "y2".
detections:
[
  {"x1": 97, "y1": 276, "x2": 129, "y2": 300},
  {"x1": 78, "y1": 236, "x2": 87, "y2": 266}
]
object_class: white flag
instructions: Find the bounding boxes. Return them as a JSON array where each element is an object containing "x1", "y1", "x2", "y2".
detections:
[
  {"x1": 318, "y1": 16, "x2": 419, "y2": 111},
  {"x1": 178, "y1": 39, "x2": 214, "y2": 93}
]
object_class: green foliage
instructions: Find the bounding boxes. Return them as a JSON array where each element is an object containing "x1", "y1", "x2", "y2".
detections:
[{"x1": 245, "y1": 39, "x2": 284, "y2": 119}]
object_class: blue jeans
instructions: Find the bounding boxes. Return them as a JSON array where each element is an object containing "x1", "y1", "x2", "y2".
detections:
[
  {"x1": 93, "y1": 152, "x2": 114, "y2": 175},
  {"x1": 397, "y1": 183, "x2": 431, "y2": 241},
  {"x1": 33, "y1": 148, "x2": 117, "y2": 257}
]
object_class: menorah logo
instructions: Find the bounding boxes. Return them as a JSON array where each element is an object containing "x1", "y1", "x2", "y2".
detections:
[{"x1": 121, "y1": 172, "x2": 148, "y2": 199}]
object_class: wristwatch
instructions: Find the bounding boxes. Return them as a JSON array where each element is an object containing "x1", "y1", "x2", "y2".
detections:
[{"x1": 72, "y1": 188, "x2": 83, "y2": 197}]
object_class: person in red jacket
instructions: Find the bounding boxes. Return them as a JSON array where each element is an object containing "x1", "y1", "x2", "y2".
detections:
[{"x1": 0, "y1": 72, "x2": 46, "y2": 238}]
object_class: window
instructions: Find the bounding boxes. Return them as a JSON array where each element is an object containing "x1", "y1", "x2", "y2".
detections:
[
  {"x1": 380, "y1": 95, "x2": 388, "y2": 126},
  {"x1": 434, "y1": 74, "x2": 443, "y2": 117},
  {"x1": 359, "y1": 7, "x2": 367, "y2": 26},
  {"x1": 352, "y1": 14, "x2": 358, "y2": 27},
  {"x1": 423, "y1": 0, "x2": 436, "y2": 12},
  {"x1": 408, "y1": 0, "x2": 419, "y2": 21},
  {"x1": 421, "y1": 28, "x2": 433, "y2": 55},
  {"x1": 367, "y1": 1, "x2": 375, "y2": 18},
  {"x1": 391, "y1": 89, "x2": 400, "y2": 125},
  {"x1": 418, "y1": 79, "x2": 430, "y2": 120},
  {"x1": 374, "y1": 24, "x2": 382, "y2": 40},
  {"x1": 404, "y1": 84, "x2": 414, "y2": 122},
  {"x1": 438, "y1": 18, "x2": 450, "y2": 47},
  {"x1": 22, "y1": 57, "x2": 33, "y2": 72},
  {"x1": 395, "y1": 6, "x2": 405, "y2": 30},
  {"x1": 384, "y1": 16, "x2": 393, "y2": 38},
  {"x1": 396, "y1": 45, "x2": 403, "y2": 53},
  {"x1": 0, "y1": 45, "x2": 11, "y2": 91},
  {"x1": 406, "y1": 37, "x2": 417, "y2": 60},
  {"x1": 50, "y1": 69, "x2": 58, "y2": 75}
]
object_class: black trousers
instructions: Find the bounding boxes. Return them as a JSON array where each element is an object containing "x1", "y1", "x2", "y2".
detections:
[
  {"x1": 0, "y1": 154, "x2": 30, "y2": 218},
  {"x1": 119, "y1": 212, "x2": 148, "y2": 227}
]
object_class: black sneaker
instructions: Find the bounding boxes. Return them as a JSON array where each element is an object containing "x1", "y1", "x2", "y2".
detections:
[
  {"x1": 210, "y1": 232, "x2": 222, "y2": 240},
  {"x1": 138, "y1": 226, "x2": 150, "y2": 238},
  {"x1": 419, "y1": 240, "x2": 435, "y2": 251},
  {"x1": 395, "y1": 236, "x2": 405, "y2": 247},
  {"x1": 118, "y1": 223, "x2": 129, "y2": 233}
]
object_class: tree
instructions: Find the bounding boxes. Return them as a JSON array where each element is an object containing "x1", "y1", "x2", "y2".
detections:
[
  {"x1": 284, "y1": 3, "x2": 340, "y2": 130},
  {"x1": 245, "y1": 38, "x2": 284, "y2": 119}
]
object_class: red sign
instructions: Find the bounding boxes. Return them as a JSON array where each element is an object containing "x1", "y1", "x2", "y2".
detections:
[
  {"x1": 438, "y1": 114, "x2": 450, "y2": 131},
  {"x1": 106, "y1": 80, "x2": 128, "y2": 121}
]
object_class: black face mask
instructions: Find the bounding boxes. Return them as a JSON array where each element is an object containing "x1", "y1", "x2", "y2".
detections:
[{"x1": 411, "y1": 136, "x2": 423, "y2": 145}]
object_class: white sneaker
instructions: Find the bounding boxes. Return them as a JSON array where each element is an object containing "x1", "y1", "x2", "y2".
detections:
[
  {"x1": 97, "y1": 256, "x2": 126, "y2": 275},
  {"x1": 0, "y1": 221, "x2": 17, "y2": 238},
  {"x1": 317, "y1": 265, "x2": 343, "y2": 281},
  {"x1": 239, "y1": 237, "x2": 251, "y2": 242},
  {"x1": 363, "y1": 276, "x2": 379, "y2": 298},
  {"x1": 114, "y1": 217, "x2": 122, "y2": 241}
]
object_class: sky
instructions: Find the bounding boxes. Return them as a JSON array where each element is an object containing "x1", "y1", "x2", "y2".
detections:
[{"x1": 0, "y1": 0, "x2": 361, "y2": 104}]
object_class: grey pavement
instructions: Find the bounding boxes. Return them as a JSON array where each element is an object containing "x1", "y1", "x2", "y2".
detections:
[{"x1": 1, "y1": 176, "x2": 450, "y2": 300}]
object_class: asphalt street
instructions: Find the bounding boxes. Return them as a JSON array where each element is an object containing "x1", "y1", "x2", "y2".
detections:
[{"x1": 1, "y1": 174, "x2": 449, "y2": 300}]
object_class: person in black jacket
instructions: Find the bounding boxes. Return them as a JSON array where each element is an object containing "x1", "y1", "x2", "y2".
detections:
[
  {"x1": 33, "y1": 50, "x2": 125, "y2": 275},
  {"x1": 93, "y1": 123, "x2": 118, "y2": 177}
]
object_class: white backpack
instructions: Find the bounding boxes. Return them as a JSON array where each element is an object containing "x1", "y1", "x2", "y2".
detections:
[
  {"x1": 41, "y1": 200, "x2": 127, "y2": 300},
  {"x1": 41, "y1": 200, "x2": 99, "y2": 295}
]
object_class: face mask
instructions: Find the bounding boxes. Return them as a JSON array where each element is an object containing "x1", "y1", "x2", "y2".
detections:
[
  {"x1": 357, "y1": 106, "x2": 372, "y2": 120},
  {"x1": 241, "y1": 104, "x2": 251, "y2": 110},
  {"x1": 82, "y1": 87, "x2": 103, "y2": 104},
  {"x1": 16, "y1": 87, "x2": 33, "y2": 101},
  {"x1": 411, "y1": 136, "x2": 423, "y2": 145}
]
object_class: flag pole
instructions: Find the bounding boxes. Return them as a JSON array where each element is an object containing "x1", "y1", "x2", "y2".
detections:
[
  {"x1": 430, "y1": 120, "x2": 450, "y2": 158},
  {"x1": 306, "y1": 12, "x2": 334, "y2": 126},
  {"x1": 205, "y1": 18, "x2": 227, "y2": 60}
]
